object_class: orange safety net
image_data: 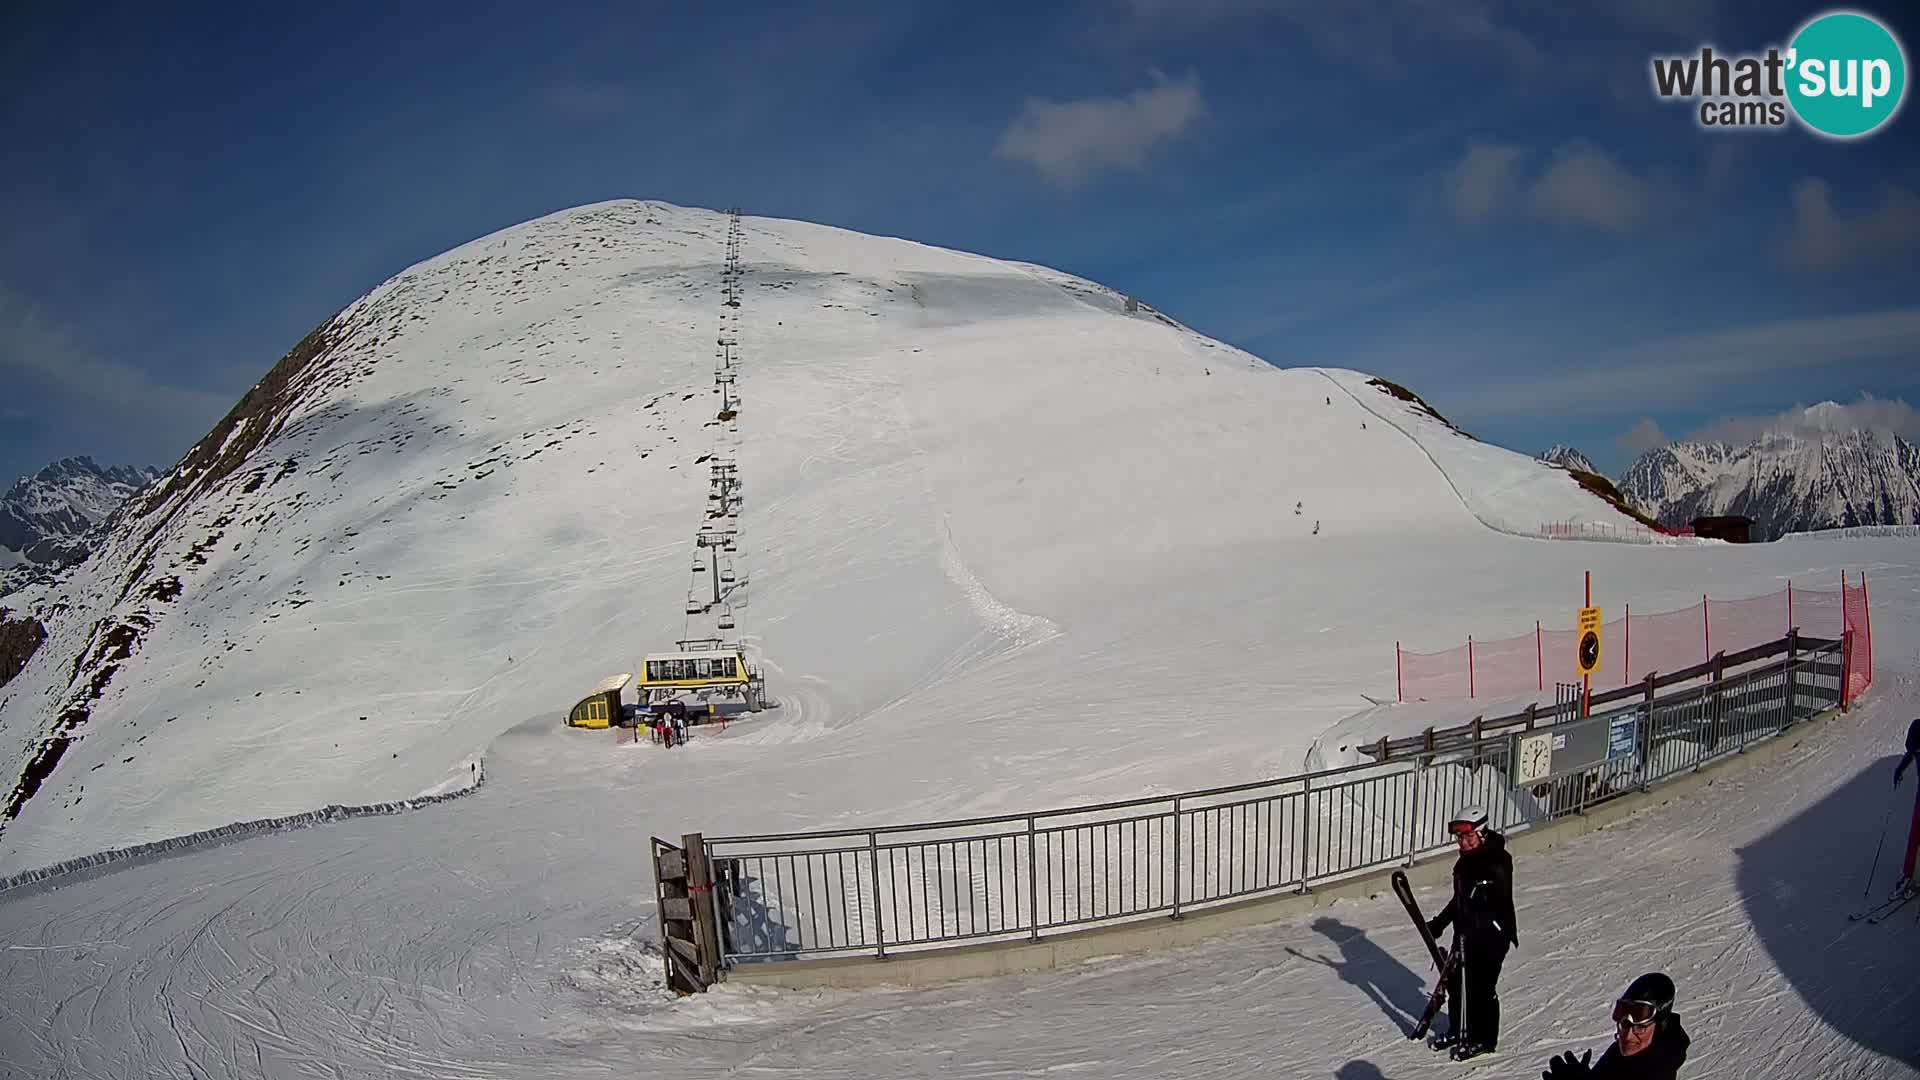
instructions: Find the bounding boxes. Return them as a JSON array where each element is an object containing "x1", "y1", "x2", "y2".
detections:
[{"x1": 1397, "y1": 577, "x2": 1874, "y2": 704}]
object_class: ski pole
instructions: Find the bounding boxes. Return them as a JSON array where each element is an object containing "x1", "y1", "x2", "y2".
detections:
[{"x1": 1862, "y1": 798, "x2": 1896, "y2": 902}]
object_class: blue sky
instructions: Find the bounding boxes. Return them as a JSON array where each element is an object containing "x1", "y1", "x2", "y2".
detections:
[{"x1": 2, "y1": 0, "x2": 1917, "y2": 483}]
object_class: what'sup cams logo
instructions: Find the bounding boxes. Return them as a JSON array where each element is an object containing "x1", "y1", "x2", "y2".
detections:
[{"x1": 1650, "y1": 9, "x2": 1907, "y2": 138}]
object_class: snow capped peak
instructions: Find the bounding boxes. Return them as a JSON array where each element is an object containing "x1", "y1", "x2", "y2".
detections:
[
  {"x1": 1619, "y1": 423, "x2": 1920, "y2": 538},
  {"x1": 1538, "y1": 445, "x2": 1599, "y2": 475},
  {"x1": 1800, "y1": 400, "x2": 1850, "y2": 429},
  {"x1": 0, "y1": 456, "x2": 163, "y2": 574}
]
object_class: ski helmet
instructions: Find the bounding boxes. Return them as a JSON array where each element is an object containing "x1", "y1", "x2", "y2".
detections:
[
  {"x1": 1613, "y1": 972, "x2": 1676, "y2": 1027},
  {"x1": 1447, "y1": 805, "x2": 1489, "y2": 836}
]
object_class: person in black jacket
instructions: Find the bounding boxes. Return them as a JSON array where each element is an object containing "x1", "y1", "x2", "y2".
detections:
[
  {"x1": 1542, "y1": 971, "x2": 1691, "y2": 1079},
  {"x1": 1425, "y1": 805, "x2": 1518, "y2": 1061},
  {"x1": 1898, "y1": 718, "x2": 1920, "y2": 895}
]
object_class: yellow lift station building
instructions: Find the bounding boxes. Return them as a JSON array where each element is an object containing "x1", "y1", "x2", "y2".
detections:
[{"x1": 567, "y1": 673, "x2": 633, "y2": 729}]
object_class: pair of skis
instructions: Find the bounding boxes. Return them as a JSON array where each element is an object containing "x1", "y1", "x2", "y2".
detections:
[
  {"x1": 1848, "y1": 883, "x2": 1918, "y2": 924},
  {"x1": 1392, "y1": 870, "x2": 1460, "y2": 1041}
]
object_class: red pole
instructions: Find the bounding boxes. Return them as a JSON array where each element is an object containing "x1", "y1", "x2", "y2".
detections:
[
  {"x1": 1396, "y1": 642, "x2": 1404, "y2": 703},
  {"x1": 1863, "y1": 574, "x2": 1874, "y2": 688},
  {"x1": 1787, "y1": 580, "x2": 1794, "y2": 633},
  {"x1": 1468, "y1": 636, "x2": 1476, "y2": 699},
  {"x1": 1584, "y1": 570, "x2": 1592, "y2": 715},
  {"x1": 1536, "y1": 620, "x2": 1543, "y2": 691}
]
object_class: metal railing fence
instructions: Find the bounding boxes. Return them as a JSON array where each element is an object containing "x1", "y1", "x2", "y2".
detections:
[{"x1": 699, "y1": 636, "x2": 1844, "y2": 966}]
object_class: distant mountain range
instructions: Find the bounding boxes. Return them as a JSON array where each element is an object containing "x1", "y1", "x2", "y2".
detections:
[
  {"x1": 1613, "y1": 406, "x2": 1920, "y2": 541},
  {"x1": 1, "y1": 457, "x2": 162, "y2": 591}
]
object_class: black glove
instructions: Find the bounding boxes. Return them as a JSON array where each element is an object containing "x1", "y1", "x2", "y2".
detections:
[{"x1": 1543, "y1": 1049, "x2": 1593, "y2": 1080}]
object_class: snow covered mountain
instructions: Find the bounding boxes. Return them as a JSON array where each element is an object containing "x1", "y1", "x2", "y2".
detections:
[
  {"x1": 1537, "y1": 444, "x2": 1598, "y2": 475},
  {"x1": 0, "y1": 199, "x2": 1647, "y2": 872},
  {"x1": 0, "y1": 457, "x2": 160, "y2": 567},
  {"x1": 1619, "y1": 412, "x2": 1920, "y2": 540}
]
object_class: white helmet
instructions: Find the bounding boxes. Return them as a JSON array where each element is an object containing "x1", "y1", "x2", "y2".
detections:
[{"x1": 1447, "y1": 805, "x2": 1489, "y2": 834}]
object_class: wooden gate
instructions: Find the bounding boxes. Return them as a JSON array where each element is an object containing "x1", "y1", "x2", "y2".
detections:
[{"x1": 651, "y1": 832, "x2": 724, "y2": 994}]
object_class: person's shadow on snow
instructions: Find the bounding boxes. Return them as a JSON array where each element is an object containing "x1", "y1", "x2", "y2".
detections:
[
  {"x1": 1287, "y1": 916, "x2": 1429, "y2": 1032},
  {"x1": 1335, "y1": 1063, "x2": 1390, "y2": 1080}
]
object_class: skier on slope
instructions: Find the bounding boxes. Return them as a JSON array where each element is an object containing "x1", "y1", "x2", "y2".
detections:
[
  {"x1": 1541, "y1": 972, "x2": 1691, "y2": 1079},
  {"x1": 1895, "y1": 718, "x2": 1920, "y2": 896},
  {"x1": 1424, "y1": 806, "x2": 1518, "y2": 1061}
]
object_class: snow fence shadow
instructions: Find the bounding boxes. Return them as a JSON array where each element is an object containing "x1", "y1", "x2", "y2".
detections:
[
  {"x1": 0, "y1": 758, "x2": 486, "y2": 898},
  {"x1": 1736, "y1": 754, "x2": 1919, "y2": 1070}
]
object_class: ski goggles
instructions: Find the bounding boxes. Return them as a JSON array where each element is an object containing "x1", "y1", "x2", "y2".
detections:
[
  {"x1": 1612, "y1": 999, "x2": 1665, "y2": 1027},
  {"x1": 1447, "y1": 821, "x2": 1481, "y2": 837}
]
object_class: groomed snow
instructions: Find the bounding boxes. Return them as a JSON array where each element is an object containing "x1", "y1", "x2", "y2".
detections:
[
  {"x1": 0, "y1": 202, "x2": 1914, "y2": 1077},
  {"x1": 0, "y1": 547, "x2": 1911, "y2": 1078}
]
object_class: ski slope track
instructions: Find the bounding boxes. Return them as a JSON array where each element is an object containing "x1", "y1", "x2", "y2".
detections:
[{"x1": 0, "y1": 201, "x2": 1915, "y2": 1077}]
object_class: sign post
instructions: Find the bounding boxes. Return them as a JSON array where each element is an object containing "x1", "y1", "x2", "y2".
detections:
[{"x1": 1577, "y1": 571, "x2": 1603, "y2": 716}]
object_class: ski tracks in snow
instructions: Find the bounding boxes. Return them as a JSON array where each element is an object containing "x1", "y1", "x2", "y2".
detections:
[{"x1": 935, "y1": 514, "x2": 1059, "y2": 654}]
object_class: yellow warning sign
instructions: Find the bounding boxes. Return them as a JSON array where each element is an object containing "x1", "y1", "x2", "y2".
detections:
[{"x1": 1576, "y1": 606, "x2": 1603, "y2": 676}]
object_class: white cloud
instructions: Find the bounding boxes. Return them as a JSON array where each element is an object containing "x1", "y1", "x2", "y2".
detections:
[
  {"x1": 1528, "y1": 142, "x2": 1651, "y2": 230},
  {"x1": 1440, "y1": 139, "x2": 1655, "y2": 230},
  {"x1": 1689, "y1": 395, "x2": 1920, "y2": 445},
  {"x1": 1443, "y1": 141, "x2": 1526, "y2": 225},
  {"x1": 1410, "y1": 0, "x2": 1548, "y2": 72},
  {"x1": 1614, "y1": 417, "x2": 1670, "y2": 458},
  {"x1": 1782, "y1": 179, "x2": 1920, "y2": 272},
  {"x1": 995, "y1": 72, "x2": 1205, "y2": 189}
]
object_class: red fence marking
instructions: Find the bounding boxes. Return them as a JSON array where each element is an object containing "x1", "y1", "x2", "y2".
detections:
[{"x1": 1396, "y1": 578, "x2": 1869, "y2": 704}]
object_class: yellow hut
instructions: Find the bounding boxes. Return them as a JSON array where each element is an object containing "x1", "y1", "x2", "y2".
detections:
[{"x1": 566, "y1": 673, "x2": 633, "y2": 729}]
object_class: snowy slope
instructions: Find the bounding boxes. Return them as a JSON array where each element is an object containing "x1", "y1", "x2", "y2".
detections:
[
  {"x1": 0, "y1": 541, "x2": 1911, "y2": 1079},
  {"x1": 0, "y1": 200, "x2": 1653, "y2": 872},
  {"x1": 1323, "y1": 370, "x2": 1647, "y2": 537},
  {"x1": 1620, "y1": 412, "x2": 1920, "y2": 539}
]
